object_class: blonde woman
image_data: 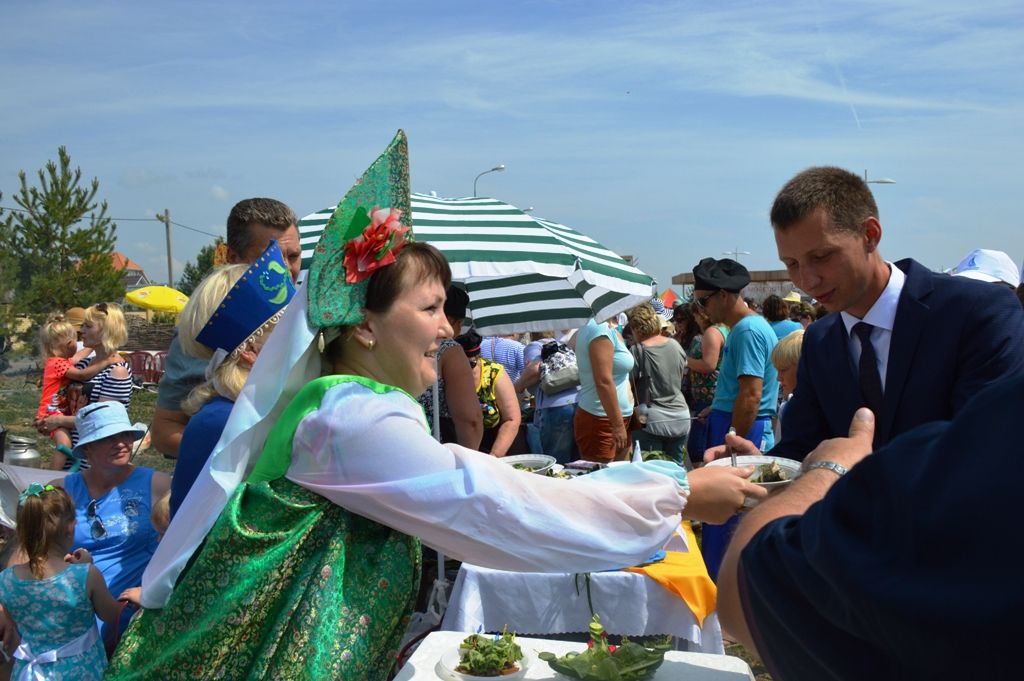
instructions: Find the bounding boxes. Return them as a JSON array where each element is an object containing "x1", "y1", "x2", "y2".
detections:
[
  {"x1": 35, "y1": 303, "x2": 132, "y2": 470},
  {"x1": 626, "y1": 304, "x2": 691, "y2": 466},
  {"x1": 169, "y1": 244, "x2": 294, "y2": 518},
  {"x1": 36, "y1": 314, "x2": 122, "y2": 468}
]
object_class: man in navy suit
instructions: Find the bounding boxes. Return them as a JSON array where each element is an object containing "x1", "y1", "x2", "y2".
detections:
[{"x1": 708, "y1": 166, "x2": 1024, "y2": 461}]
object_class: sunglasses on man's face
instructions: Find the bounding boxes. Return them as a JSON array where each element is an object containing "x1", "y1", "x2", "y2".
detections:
[
  {"x1": 86, "y1": 499, "x2": 107, "y2": 540},
  {"x1": 694, "y1": 291, "x2": 719, "y2": 309}
]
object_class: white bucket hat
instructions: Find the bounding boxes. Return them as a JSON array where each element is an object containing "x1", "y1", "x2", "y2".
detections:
[
  {"x1": 951, "y1": 249, "x2": 1020, "y2": 288},
  {"x1": 72, "y1": 402, "x2": 146, "y2": 459}
]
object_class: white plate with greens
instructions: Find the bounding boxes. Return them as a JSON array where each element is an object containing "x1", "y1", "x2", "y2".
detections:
[{"x1": 436, "y1": 648, "x2": 532, "y2": 681}]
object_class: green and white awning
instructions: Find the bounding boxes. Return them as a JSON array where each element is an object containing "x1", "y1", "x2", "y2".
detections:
[{"x1": 298, "y1": 193, "x2": 654, "y2": 335}]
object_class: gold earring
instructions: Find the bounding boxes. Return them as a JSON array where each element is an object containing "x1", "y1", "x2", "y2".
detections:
[{"x1": 367, "y1": 340, "x2": 376, "y2": 351}]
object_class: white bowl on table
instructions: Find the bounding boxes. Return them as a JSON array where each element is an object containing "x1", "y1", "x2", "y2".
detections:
[
  {"x1": 501, "y1": 454, "x2": 557, "y2": 476},
  {"x1": 706, "y1": 455, "x2": 802, "y2": 507}
]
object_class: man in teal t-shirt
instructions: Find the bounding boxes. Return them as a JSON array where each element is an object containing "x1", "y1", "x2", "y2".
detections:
[
  {"x1": 693, "y1": 258, "x2": 779, "y2": 452},
  {"x1": 692, "y1": 256, "x2": 778, "y2": 580},
  {"x1": 711, "y1": 315, "x2": 779, "y2": 450}
]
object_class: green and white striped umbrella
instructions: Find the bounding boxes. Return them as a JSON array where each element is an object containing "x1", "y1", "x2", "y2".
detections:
[{"x1": 298, "y1": 193, "x2": 654, "y2": 335}]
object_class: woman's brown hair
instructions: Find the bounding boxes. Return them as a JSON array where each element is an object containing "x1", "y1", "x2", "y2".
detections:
[{"x1": 325, "y1": 242, "x2": 452, "y2": 362}]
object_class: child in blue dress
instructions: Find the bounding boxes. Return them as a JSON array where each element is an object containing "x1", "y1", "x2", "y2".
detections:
[{"x1": 0, "y1": 483, "x2": 121, "y2": 680}]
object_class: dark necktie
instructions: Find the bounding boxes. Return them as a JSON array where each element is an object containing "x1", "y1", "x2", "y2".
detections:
[{"x1": 853, "y1": 322, "x2": 884, "y2": 415}]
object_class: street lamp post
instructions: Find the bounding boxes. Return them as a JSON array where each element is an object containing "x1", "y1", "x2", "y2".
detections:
[
  {"x1": 473, "y1": 164, "x2": 506, "y2": 196},
  {"x1": 724, "y1": 248, "x2": 751, "y2": 261},
  {"x1": 864, "y1": 170, "x2": 896, "y2": 185}
]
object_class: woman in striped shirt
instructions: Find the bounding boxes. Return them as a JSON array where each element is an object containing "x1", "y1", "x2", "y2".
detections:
[{"x1": 36, "y1": 302, "x2": 133, "y2": 470}]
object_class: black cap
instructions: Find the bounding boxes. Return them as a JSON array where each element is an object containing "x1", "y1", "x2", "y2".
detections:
[
  {"x1": 692, "y1": 257, "x2": 750, "y2": 293},
  {"x1": 444, "y1": 285, "x2": 470, "y2": 319}
]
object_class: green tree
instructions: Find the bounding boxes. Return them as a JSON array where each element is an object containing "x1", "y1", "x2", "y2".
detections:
[
  {"x1": 0, "y1": 191, "x2": 20, "y2": 335},
  {"x1": 5, "y1": 147, "x2": 124, "y2": 323},
  {"x1": 177, "y1": 237, "x2": 224, "y2": 296}
]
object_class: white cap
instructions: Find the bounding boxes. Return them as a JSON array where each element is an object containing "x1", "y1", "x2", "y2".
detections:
[{"x1": 951, "y1": 249, "x2": 1020, "y2": 288}]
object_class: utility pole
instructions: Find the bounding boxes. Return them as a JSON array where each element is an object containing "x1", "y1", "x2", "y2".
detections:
[{"x1": 156, "y1": 209, "x2": 173, "y2": 286}]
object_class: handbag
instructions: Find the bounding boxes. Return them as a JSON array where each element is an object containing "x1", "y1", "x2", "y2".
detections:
[
  {"x1": 541, "y1": 364, "x2": 580, "y2": 395},
  {"x1": 539, "y1": 341, "x2": 581, "y2": 395},
  {"x1": 641, "y1": 403, "x2": 691, "y2": 438}
]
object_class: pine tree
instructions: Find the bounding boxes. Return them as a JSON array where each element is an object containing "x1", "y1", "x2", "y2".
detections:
[
  {"x1": 177, "y1": 237, "x2": 224, "y2": 296},
  {"x1": 0, "y1": 191, "x2": 20, "y2": 335},
  {"x1": 5, "y1": 147, "x2": 124, "y2": 322}
]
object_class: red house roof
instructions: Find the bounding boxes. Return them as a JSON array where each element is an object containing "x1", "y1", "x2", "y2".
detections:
[{"x1": 111, "y1": 252, "x2": 144, "y2": 272}]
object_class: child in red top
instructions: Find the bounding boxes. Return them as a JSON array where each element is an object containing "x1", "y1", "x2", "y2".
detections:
[{"x1": 36, "y1": 315, "x2": 119, "y2": 456}]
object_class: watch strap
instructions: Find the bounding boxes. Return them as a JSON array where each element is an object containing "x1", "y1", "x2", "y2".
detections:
[{"x1": 806, "y1": 460, "x2": 848, "y2": 477}]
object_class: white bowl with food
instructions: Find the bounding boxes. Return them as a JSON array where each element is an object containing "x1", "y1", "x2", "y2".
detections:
[
  {"x1": 501, "y1": 454, "x2": 557, "y2": 476},
  {"x1": 706, "y1": 455, "x2": 802, "y2": 505}
]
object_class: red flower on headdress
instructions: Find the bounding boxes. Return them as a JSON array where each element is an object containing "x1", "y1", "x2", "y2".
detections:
[{"x1": 343, "y1": 207, "x2": 410, "y2": 284}]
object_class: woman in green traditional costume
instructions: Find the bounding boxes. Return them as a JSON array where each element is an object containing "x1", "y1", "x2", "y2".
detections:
[{"x1": 105, "y1": 132, "x2": 764, "y2": 680}]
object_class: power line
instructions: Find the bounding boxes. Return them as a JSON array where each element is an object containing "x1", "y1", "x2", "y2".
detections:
[
  {"x1": 170, "y1": 220, "x2": 220, "y2": 238},
  {"x1": 0, "y1": 204, "x2": 220, "y2": 238}
]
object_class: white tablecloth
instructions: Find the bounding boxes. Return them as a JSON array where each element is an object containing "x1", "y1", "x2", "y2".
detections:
[
  {"x1": 440, "y1": 563, "x2": 724, "y2": 654},
  {"x1": 395, "y1": 631, "x2": 753, "y2": 680}
]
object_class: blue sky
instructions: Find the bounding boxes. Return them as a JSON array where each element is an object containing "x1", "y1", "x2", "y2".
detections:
[{"x1": 2, "y1": 0, "x2": 1022, "y2": 291}]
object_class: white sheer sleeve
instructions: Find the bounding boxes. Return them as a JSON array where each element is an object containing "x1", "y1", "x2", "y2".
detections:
[{"x1": 286, "y1": 382, "x2": 687, "y2": 573}]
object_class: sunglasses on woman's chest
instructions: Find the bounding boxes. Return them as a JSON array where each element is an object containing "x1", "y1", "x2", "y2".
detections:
[{"x1": 86, "y1": 499, "x2": 107, "y2": 539}]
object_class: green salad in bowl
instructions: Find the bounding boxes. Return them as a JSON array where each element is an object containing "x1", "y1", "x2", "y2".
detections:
[{"x1": 538, "y1": 615, "x2": 671, "y2": 680}]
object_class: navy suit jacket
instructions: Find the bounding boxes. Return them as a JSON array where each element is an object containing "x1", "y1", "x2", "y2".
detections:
[
  {"x1": 741, "y1": 371, "x2": 1024, "y2": 680},
  {"x1": 771, "y1": 258, "x2": 1024, "y2": 459}
]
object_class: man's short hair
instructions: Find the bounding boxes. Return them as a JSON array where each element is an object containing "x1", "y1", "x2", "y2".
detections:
[
  {"x1": 770, "y1": 166, "x2": 878, "y2": 235},
  {"x1": 226, "y1": 198, "x2": 297, "y2": 257}
]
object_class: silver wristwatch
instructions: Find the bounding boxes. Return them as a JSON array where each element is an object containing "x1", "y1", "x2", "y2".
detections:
[{"x1": 806, "y1": 460, "x2": 848, "y2": 477}]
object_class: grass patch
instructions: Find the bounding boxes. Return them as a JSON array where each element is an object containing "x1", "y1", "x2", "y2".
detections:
[{"x1": 0, "y1": 372, "x2": 171, "y2": 473}]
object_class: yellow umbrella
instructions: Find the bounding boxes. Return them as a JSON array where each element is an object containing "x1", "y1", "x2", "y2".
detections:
[{"x1": 126, "y1": 285, "x2": 189, "y2": 313}]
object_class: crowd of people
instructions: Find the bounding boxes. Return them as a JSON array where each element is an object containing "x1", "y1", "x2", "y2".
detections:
[{"x1": 2, "y1": 141, "x2": 1023, "y2": 680}]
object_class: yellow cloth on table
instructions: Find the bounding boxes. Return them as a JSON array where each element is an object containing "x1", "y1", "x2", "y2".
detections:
[{"x1": 624, "y1": 522, "x2": 717, "y2": 627}]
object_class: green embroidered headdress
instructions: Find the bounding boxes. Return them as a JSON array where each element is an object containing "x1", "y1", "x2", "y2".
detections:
[{"x1": 307, "y1": 129, "x2": 412, "y2": 328}]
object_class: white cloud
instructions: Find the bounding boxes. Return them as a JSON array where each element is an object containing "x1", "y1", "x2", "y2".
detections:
[{"x1": 209, "y1": 185, "x2": 229, "y2": 201}]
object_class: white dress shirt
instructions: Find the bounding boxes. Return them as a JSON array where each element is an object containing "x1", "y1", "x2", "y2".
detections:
[{"x1": 840, "y1": 262, "x2": 906, "y2": 390}]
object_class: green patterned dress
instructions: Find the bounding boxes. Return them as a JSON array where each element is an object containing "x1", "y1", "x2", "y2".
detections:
[{"x1": 105, "y1": 377, "x2": 421, "y2": 680}]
